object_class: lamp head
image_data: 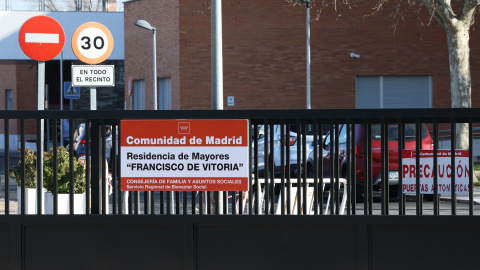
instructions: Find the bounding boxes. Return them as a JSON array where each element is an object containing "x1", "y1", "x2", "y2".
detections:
[{"x1": 134, "y1": 20, "x2": 155, "y2": 31}]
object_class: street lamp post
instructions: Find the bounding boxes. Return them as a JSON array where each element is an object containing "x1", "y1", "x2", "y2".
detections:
[
  {"x1": 134, "y1": 19, "x2": 158, "y2": 214},
  {"x1": 294, "y1": 0, "x2": 311, "y2": 109},
  {"x1": 134, "y1": 19, "x2": 158, "y2": 110}
]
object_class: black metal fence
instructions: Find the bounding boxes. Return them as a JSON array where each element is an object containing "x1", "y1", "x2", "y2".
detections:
[
  {"x1": 2, "y1": 109, "x2": 480, "y2": 269},
  {"x1": 1, "y1": 108, "x2": 479, "y2": 216}
]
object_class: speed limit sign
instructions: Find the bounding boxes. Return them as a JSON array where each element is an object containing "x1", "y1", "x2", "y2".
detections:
[{"x1": 72, "y1": 22, "x2": 114, "y2": 64}]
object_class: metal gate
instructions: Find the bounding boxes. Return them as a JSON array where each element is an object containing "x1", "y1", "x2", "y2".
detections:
[{"x1": 1, "y1": 109, "x2": 480, "y2": 269}]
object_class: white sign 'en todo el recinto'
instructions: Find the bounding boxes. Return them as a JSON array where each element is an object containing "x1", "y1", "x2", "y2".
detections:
[
  {"x1": 120, "y1": 120, "x2": 250, "y2": 192},
  {"x1": 71, "y1": 65, "x2": 115, "y2": 87},
  {"x1": 402, "y1": 150, "x2": 470, "y2": 194}
]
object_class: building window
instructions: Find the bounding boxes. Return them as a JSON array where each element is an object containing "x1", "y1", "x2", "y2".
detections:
[
  {"x1": 133, "y1": 80, "x2": 145, "y2": 110},
  {"x1": 158, "y1": 77, "x2": 171, "y2": 110},
  {"x1": 356, "y1": 76, "x2": 432, "y2": 108},
  {"x1": 5, "y1": 89, "x2": 12, "y2": 110}
]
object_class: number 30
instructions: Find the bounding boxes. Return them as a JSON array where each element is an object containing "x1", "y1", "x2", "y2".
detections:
[{"x1": 80, "y1": 36, "x2": 105, "y2": 50}]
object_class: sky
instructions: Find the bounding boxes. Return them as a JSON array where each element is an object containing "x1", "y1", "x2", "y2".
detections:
[{"x1": 2, "y1": 0, "x2": 124, "y2": 12}]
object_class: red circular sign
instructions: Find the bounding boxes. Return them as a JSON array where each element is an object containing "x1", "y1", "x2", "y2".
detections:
[{"x1": 19, "y1": 16, "x2": 65, "y2": 61}]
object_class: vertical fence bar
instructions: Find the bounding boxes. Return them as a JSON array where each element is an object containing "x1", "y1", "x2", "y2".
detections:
[
  {"x1": 111, "y1": 124, "x2": 118, "y2": 214},
  {"x1": 160, "y1": 192, "x2": 165, "y2": 215},
  {"x1": 252, "y1": 123, "x2": 258, "y2": 215},
  {"x1": 280, "y1": 124, "x2": 285, "y2": 215},
  {"x1": 176, "y1": 191, "x2": 181, "y2": 215},
  {"x1": 20, "y1": 120, "x2": 25, "y2": 215},
  {"x1": 36, "y1": 118, "x2": 43, "y2": 215},
  {"x1": 415, "y1": 121, "x2": 422, "y2": 215},
  {"x1": 264, "y1": 122, "x2": 269, "y2": 215},
  {"x1": 52, "y1": 119, "x2": 58, "y2": 215},
  {"x1": 86, "y1": 120, "x2": 91, "y2": 215},
  {"x1": 385, "y1": 122, "x2": 390, "y2": 214},
  {"x1": 350, "y1": 123, "x2": 356, "y2": 215},
  {"x1": 297, "y1": 121, "x2": 302, "y2": 215},
  {"x1": 381, "y1": 121, "x2": 387, "y2": 215},
  {"x1": 224, "y1": 190, "x2": 228, "y2": 215},
  {"x1": 302, "y1": 124, "x2": 307, "y2": 214},
  {"x1": 253, "y1": 123, "x2": 259, "y2": 215},
  {"x1": 69, "y1": 119, "x2": 75, "y2": 215},
  {"x1": 183, "y1": 191, "x2": 188, "y2": 215},
  {"x1": 167, "y1": 190, "x2": 173, "y2": 215},
  {"x1": 363, "y1": 122, "x2": 369, "y2": 215},
  {"x1": 329, "y1": 123, "x2": 336, "y2": 215},
  {"x1": 191, "y1": 191, "x2": 196, "y2": 215},
  {"x1": 286, "y1": 123, "x2": 292, "y2": 215},
  {"x1": 345, "y1": 122, "x2": 351, "y2": 215},
  {"x1": 450, "y1": 120, "x2": 456, "y2": 215},
  {"x1": 469, "y1": 119, "x2": 473, "y2": 215},
  {"x1": 269, "y1": 123, "x2": 275, "y2": 214},
  {"x1": 399, "y1": 122, "x2": 406, "y2": 215},
  {"x1": 4, "y1": 119, "x2": 9, "y2": 215},
  {"x1": 313, "y1": 121, "x2": 319, "y2": 215},
  {"x1": 334, "y1": 123, "x2": 339, "y2": 215},
  {"x1": 369, "y1": 123, "x2": 374, "y2": 215},
  {"x1": 319, "y1": 123, "x2": 326, "y2": 215},
  {"x1": 151, "y1": 190, "x2": 156, "y2": 215},
  {"x1": 433, "y1": 121, "x2": 439, "y2": 215}
]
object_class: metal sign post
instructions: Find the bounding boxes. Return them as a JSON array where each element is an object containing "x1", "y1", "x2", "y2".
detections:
[
  {"x1": 19, "y1": 15, "x2": 65, "y2": 214},
  {"x1": 72, "y1": 21, "x2": 114, "y2": 214}
]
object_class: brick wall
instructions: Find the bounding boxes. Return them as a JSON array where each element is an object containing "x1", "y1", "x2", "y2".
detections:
[
  {"x1": 124, "y1": 0, "x2": 180, "y2": 110},
  {"x1": 124, "y1": 0, "x2": 480, "y2": 110}
]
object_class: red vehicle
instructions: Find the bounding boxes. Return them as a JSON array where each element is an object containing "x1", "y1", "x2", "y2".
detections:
[{"x1": 306, "y1": 123, "x2": 434, "y2": 201}]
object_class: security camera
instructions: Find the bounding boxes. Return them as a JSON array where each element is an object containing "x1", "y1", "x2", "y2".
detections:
[{"x1": 350, "y1": 52, "x2": 360, "y2": 58}]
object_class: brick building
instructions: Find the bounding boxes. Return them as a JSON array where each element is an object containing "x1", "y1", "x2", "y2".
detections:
[{"x1": 124, "y1": 0, "x2": 479, "y2": 110}]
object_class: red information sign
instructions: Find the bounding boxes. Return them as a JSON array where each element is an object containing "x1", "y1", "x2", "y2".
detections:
[
  {"x1": 19, "y1": 16, "x2": 65, "y2": 61},
  {"x1": 120, "y1": 119, "x2": 250, "y2": 192}
]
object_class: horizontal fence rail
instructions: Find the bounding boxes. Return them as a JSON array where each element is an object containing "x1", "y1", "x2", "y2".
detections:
[{"x1": 1, "y1": 109, "x2": 480, "y2": 216}]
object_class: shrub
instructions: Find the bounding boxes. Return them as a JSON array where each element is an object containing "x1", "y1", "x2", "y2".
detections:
[
  {"x1": 10, "y1": 146, "x2": 86, "y2": 194},
  {"x1": 43, "y1": 146, "x2": 86, "y2": 194},
  {"x1": 9, "y1": 148, "x2": 37, "y2": 188}
]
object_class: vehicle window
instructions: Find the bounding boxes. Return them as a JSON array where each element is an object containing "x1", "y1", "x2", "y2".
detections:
[
  {"x1": 371, "y1": 124, "x2": 429, "y2": 141},
  {"x1": 322, "y1": 125, "x2": 344, "y2": 147}
]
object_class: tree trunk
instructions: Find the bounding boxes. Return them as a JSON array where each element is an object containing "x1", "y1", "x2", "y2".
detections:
[{"x1": 445, "y1": 24, "x2": 471, "y2": 150}]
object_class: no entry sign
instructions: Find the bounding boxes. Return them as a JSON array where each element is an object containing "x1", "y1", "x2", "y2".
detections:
[
  {"x1": 19, "y1": 16, "x2": 65, "y2": 61},
  {"x1": 120, "y1": 120, "x2": 250, "y2": 192}
]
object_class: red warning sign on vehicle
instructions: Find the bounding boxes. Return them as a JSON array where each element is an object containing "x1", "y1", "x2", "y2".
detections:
[{"x1": 120, "y1": 119, "x2": 249, "y2": 192}]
